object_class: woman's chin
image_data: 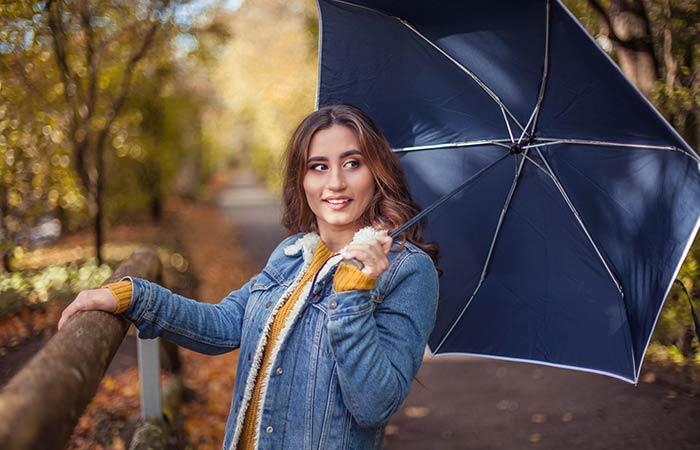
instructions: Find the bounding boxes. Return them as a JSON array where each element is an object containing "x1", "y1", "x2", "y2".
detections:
[{"x1": 320, "y1": 214, "x2": 362, "y2": 228}]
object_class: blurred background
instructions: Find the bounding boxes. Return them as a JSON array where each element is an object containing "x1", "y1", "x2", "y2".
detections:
[{"x1": 0, "y1": 1, "x2": 698, "y2": 449}]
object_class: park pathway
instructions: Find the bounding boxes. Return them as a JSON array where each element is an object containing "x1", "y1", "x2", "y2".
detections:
[
  {"x1": 216, "y1": 169, "x2": 287, "y2": 265},
  {"x1": 216, "y1": 169, "x2": 700, "y2": 450}
]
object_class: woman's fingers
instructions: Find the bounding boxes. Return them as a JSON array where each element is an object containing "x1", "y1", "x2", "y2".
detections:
[
  {"x1": 57, "y1": 302, "x2": 78, "y2": 331},
  {"x1": 377, "y1": 232, "x2": 392, "y2": 253},
  {"x1": 343, "y1": 233, "x2": 392, "y2": 278},
  {"x1": 345, "y1": 245, "x2": 383, "y2": 265},
  {"x1": 57, "y1": 288, "x2": 118, "y2": 331},
  {"x1": 58, "y1": 295, "x2": 87, "y2": 331}
]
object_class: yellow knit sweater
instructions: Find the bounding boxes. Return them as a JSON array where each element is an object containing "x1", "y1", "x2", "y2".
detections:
[{"x1": 105, "y1": 239, "x2": 376, "y2": 449}]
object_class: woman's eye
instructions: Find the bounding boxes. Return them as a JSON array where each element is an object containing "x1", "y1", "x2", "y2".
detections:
[{"x1": 308, "y1": 161, "x2": 359, "y2": 171}]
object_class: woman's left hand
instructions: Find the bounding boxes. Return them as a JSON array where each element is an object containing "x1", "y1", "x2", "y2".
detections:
[{"x1": 341, "y1": 230, "x2": 393, "y2": 278}]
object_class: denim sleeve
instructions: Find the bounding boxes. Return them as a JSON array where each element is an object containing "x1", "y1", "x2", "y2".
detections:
[
  {"x1": 119, "y1": 273, "x2": 258, "y2": 355},
  {"x1": 325, "y1": 251, "x2": 439, "y2": 427}
]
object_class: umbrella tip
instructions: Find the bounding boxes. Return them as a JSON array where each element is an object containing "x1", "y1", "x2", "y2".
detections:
[
  {"x1": 510, "y1": 136, "x2": 536, "y2": 155},
  {"x1": 509, "y1": 143, "x2": 524, "y2": 155}
]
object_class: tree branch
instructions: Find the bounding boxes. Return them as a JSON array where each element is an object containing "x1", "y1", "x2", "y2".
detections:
[
  {"x1": 46, "y1": 0, "x2": 91, "y2": 193},
  {"x1": 94, "y1": 19, "x2": 142, "y2": 57},
  {"x1": 96, "y1": 2, "x2": 170, "y2": 171},
  {"x1": 586, "y1": 0, "x2": 617, "y2": 41},
  {"x1": 79, "y1": 0, "x2": 98, "y2": 123},
  {"x1": 46, "y1": 0, "x2": 86, "y2": 108},
  {"x1": 662, "y1": 0, "x2": 678, "y2": 91}
]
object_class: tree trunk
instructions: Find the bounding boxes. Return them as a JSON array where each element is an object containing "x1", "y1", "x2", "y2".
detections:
[
  {"x1": 95, "y1": 141, "x2": 104, "y2": 264},
  {"x1": 588, "y1": 0, "x2": 660, "y2": 97},
  {"x1": 661, "y1": 0, "x2": 677, "y2": 92},
  {"x1": 608, "y1": 0, "x2": 659, "y2": 97},
  {"x1": 693, "y1": 62, "x2": 700, "y2": 151},
  {"x1": 172, "y1": 152, "x2": 201, "y2": 200}
]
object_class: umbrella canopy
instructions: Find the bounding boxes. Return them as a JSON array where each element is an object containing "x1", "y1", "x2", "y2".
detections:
[{"x1": 315, "y1": 0, "x2": 700, "y2": 384}]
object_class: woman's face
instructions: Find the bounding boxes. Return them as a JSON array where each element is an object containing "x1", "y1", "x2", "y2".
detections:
[{"x1": 303, "y1": 124, "x2": 376, "y2": 241}]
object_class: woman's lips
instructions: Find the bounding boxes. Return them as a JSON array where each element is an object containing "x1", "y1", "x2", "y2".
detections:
[{"x1": 324, "y1": 199, "x2": 352, "y2": 210}]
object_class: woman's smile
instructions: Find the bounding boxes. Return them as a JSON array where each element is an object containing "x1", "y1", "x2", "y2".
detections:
[{"x1": 324, "y1": 196, "x2": 353, "y2": 210}]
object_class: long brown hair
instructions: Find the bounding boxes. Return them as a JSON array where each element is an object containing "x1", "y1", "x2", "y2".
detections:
[{"x1": 281, "y1": 104, "x2": 441, "y2": 273}]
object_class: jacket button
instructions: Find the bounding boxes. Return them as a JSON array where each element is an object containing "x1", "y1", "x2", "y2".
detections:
[
  {"x1": 247, "y1": 352, "x2": 251, "y2": 361},
  {"x1": 329, "y1": 299, "x2": 337, "y2": 309},
  {"x1": 276, "y1": 367, "x2": 283, "y2": 375},
  {"x1": 266, "y1": 426, "x2": 274, "y2": 433},
  {"x1": 265, "y1": 301, "x2": 272, "y2": 308}
]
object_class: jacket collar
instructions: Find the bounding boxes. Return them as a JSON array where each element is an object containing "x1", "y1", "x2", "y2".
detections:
[{"x1": 283, "y1": 226, "x2": 386, "y2": 264}]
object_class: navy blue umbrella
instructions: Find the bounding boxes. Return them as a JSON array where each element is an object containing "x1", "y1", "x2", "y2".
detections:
[{"x1": 315, "y1": 0, "x2": 700, "y2": 383}]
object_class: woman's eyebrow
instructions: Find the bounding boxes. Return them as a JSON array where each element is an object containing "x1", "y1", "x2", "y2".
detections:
[{"x1": 307, "y1": 149, "x2": 361, "y2": 162}]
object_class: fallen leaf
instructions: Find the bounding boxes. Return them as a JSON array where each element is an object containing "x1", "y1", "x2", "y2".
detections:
[
  {"x1": 384, "y1": 424, "x2": 399, "y2": 435},
  {"x1": 529, "y1": 433, "x2": 542, "y2": 443},
  {"x1": 531, "y1": 413, "x2": 547, "y2": 424},
  {"x1": 641, "y1": 372, "x2": 656, "y2": 383},
  {"x1": 404, "y1": 406, "x2": 430, "y2": 418}
]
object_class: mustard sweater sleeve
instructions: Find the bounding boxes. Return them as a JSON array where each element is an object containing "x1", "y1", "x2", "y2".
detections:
[
  {"x1": 333, "y1": 261, "x2": 377, "y2": 292},
  {"x1": 105, "y1": 280, "x2": 133, "y2": 314}
]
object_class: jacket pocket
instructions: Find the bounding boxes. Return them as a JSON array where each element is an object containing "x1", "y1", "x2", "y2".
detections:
[
  {"x1": 251, "y1": 268, "x2": 280, "y2": 291},
  {"x1": 244, "y1": 270, "x2": 280, "y2": 323}
]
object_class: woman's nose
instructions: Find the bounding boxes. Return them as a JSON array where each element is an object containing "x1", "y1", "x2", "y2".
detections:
[{"x1": 327, "y1": 168, "x2": 346, "y2": 190}]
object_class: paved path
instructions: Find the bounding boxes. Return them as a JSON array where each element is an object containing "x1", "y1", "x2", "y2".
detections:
[
  {"x1": 216, "y1": 170, "x2": 287, "y2": 267},
  {"x1": 216, "y1": 169, "x2": 700, "y2": 450},
  {"x1": 389, "y1": 356, "x2": 698, "y2": 450}
]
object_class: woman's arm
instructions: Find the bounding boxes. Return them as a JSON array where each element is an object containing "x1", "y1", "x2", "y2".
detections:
[
  {"x1": 58, "y1": 274, "x2": 258, "y2": 355},
  {"x1": 59, "y1": 235, "x2": 299, "y2": 354},
  {"x1": 116, "y1": 273, "x2": 259, "y2": 355},
  {"x1": 326, "y1": 251, "x2": 439, "y2": 427}
]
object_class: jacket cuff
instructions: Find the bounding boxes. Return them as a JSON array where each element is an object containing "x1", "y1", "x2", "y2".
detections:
[
  {"x1": 105, "y1": 280, "x2": 133, "y2": 314},
  {"x1": 333, "y1": 261, "x2": 377, "y2": 292}
]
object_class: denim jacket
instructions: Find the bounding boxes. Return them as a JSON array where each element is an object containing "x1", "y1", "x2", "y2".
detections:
[{"x1": 121, "y1": 229, "x2": 439, "y2": 450}]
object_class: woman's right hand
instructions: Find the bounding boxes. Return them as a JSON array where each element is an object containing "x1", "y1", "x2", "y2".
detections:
[{"x1": 57, "y1": 288, "x2": 118, "y2": 331}]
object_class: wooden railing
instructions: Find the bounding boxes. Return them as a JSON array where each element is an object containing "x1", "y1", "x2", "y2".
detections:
[{"x1": 0, "y1": 246, "x2": 183, "y2": 450}]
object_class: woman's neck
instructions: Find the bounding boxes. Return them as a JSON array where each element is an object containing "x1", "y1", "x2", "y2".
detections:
[{"x1": 317, "y1": 227, "x2": 356, "y2": 253}]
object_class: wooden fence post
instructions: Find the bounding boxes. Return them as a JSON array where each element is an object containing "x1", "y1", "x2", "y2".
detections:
[{"x1": 0, "y1": 247, "x2": 162, "y2": 450}]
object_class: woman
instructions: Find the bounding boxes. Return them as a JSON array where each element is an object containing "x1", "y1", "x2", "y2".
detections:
[{"x1": 58, "y1": 104, "x2": 440, "y2": 450}]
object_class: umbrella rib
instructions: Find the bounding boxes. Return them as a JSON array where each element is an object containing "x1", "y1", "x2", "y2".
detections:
[
  {"x1": 555, "y1": 0, "x2": 698, "y2": 170},
  {"x1": 532, "y1": 148, "x2": 637, "y2": 377},
  {"x1": 314, "y1": 0, "x2": 324, "y2": 110},
  {"x1": 393, "y1": 139, "x2": 513, "y2": 153},
  {"x1": 432, "y1": 150, "x2": 528, "y2": 354},
  {"x1": 518, "y1": 0, "x2": 551, "y2": 144},
  {"x1": 520, "y1": 151, "x2": 554, "y2": 177},
  {"x1": 501, "y1": 108, "x2": 516, "y2": 143},
  {"x1": 328, "y1": 0, "x2": 528, "y2": 140},
  {"x1": 396, "y1": 18, "x2": 528, "y2": 137},
  {"x1": 390, "y1": 150, "x2": 512, "y2": 240},
  {"x1": 526, "y1": 138, "x2": 700, "y2": 163},
  {"x1": 534, "y1": 148, "x2": 625, "y2": 298}
]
